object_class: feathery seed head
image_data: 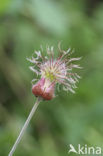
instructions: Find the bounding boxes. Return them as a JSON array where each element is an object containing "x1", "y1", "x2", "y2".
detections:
[{"x1": 27, "y1": 44, "x2": 81, "y2": 100}]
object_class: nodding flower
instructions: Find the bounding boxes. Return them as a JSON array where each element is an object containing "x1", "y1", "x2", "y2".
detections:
[{"x1": 27, "y1": 44, "x2": 81, "y2": 100}]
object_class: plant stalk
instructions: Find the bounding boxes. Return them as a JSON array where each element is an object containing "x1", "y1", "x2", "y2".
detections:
[{"x1": 8, "y1": 97, "x2": 41, "y2": 156}]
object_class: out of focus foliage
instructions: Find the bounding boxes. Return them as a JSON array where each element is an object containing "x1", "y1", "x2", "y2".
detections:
[{"x1": 0, "y1": 0, "x2": 103, "y2": 156}]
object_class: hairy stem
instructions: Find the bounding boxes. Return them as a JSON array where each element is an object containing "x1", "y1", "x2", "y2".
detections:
[{"x1": 8, "y1": 97, "x2": 41, "y2": 156}]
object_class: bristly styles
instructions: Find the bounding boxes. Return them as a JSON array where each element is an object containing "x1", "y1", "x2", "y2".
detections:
[{"x1": 27, "y1": 44, "x2": 81, "y2": 100}]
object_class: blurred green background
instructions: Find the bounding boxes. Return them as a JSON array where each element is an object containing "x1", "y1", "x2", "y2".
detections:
[{"x1": 0, "y1": 0, "x2": 103, "y2": 156}]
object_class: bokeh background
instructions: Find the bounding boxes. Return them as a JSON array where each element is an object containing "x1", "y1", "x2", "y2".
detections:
[{"x1": 0, "y1": 0, "x2": 103, "y2": 156}]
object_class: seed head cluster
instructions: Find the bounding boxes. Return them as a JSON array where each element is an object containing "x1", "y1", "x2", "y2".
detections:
[{"x1": 27, "y1": 44, "x2": 81, "y2": 100}]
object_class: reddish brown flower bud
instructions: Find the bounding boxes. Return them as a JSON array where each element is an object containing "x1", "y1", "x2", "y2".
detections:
[{"x1": 32, "y1": 78, "x2": 55, "y2": 100}]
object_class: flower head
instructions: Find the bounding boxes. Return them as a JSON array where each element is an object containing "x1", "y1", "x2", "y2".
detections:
[{"x1": 27, "y1": 44, "x2": 81, "y2": 100}]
